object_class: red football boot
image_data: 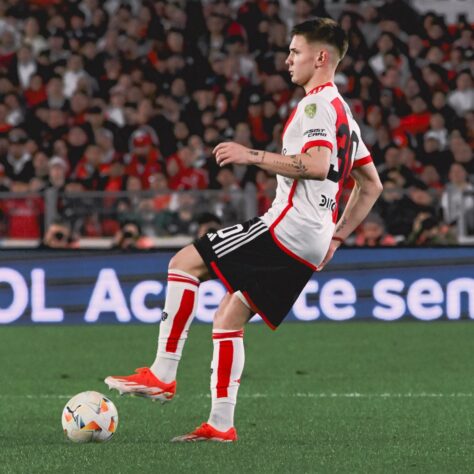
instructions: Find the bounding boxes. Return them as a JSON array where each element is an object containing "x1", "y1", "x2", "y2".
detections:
[
  {"x1": 104, "y1": 367, "x2": 176, "y2": 403},
  {"x1": 171, "y1": 423, "x2": 237, "y2": 443}
]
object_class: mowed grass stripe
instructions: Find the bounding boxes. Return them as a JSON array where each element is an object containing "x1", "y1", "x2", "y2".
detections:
[{"x1": 1, "y1": 392, "x2": 474, "y2": 399}]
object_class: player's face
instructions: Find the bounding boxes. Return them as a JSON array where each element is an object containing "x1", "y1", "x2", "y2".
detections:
[{"x1": 286, "y1": 35, "x2": 319, "y2": 87}]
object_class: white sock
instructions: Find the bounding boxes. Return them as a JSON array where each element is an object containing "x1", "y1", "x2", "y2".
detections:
[
  {"x1": 208, "y1": 329, "x2": 245, "y2": 431},
  {"x1": 150, "y1": 269, "x2": 199, "y2": 383}
]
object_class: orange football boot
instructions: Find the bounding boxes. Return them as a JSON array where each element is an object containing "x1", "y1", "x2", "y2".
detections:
[
  {"x1": 104, "y1": 367, "x2": 176, "y2": 402},
  {"x1": 171, "y1": 423, "x2": 237, "y2": 443}
]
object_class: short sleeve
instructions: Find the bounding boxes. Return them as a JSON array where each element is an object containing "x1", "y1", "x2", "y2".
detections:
[
  {"x1": 352, "y1": 135, "x2": 373, "y2": 168},
  {"x1": 300, "y1": 98, "x2": 336, "y2": 154}
]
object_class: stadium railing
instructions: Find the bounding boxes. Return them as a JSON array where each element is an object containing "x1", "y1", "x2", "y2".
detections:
[{"x1": 0, "y1": 187, "x2": 257, "y2": 248}]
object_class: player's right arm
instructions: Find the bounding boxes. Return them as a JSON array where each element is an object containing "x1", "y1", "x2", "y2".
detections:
[
  {"x1": 213, "y1": 141, "x2": 331, "y2": 180},
  {"x1": 317, "y1": 161, "x2": 383, "y2": 271}
]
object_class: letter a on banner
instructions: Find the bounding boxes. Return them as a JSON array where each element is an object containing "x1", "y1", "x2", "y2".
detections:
[{"x1": 85, "y1": 269, "x2": 131, "y2": 322}]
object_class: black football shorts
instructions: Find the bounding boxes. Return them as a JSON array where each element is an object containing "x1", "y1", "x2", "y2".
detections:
[{"x1": 194, "y1": 217, "x2": 314, "y2": 329}]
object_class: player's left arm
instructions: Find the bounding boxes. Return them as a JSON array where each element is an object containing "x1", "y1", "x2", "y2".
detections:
[
  {"x1": 317, "y1": 161, "x2": 383, "y2": 271},
  {"x1": 213, "y1": 142, "x2": 331, "y2": 180}
]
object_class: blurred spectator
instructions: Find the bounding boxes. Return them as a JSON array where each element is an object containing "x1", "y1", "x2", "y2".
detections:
[
  {"x1": 195, "y1": 212, "x2": 222, "y2": 240},
  {"x1": 30, "y1": 151, "x2": 50, "y2": 191},
  {"x1": 450, "y1": 135, "x2": 474, "y2": 174},
  {"x1": 355, "y1": 212, "x2": 397, "y2": 246},
  {"x1": 3, "y1": 129, "x2": 34, "y2": 183},
  {"x1": 441, "y1": 163, "x2": 474, "y2": 225},
  {"x1": 23, "y1": 17, "x2": 48, "y2": 55},
  {"x1": 73, "y1": 144, "x2": 108, "y2": 190},
  {"x1": 166, "y1": 192, "x2": 199, "y2": 236},
  {"x1": 167, "y1": 146, "x2": 208, "y2": 191},
  {"x1": 419, "y1": 132, "x2": 453, "y2": 179},
  {"x1": 2, "y1": 181, "x2": 43, "y2": 238},
  {"x1": 447, "y1": 71, "x2": 474, "y2": 117},
  {"x1": 42, "y1": 219, "x2": 77, "y2": 249},
  {"x1": 377, "y1": 179, "x2": 415, "y2": 236},
  {"x1": 63, "y1": 54, "x2": 89, "y2": 98},
  {"x1": 148, "y1": 171, "x2": 172, "y2": 211},
  {"x1": 426, "y1": 113, "x2": 448, "y2": 150},
  {"x1": 112, "y1": 220, "x2": 153, "y2": 250},
  {"x1": 124, "y1": 130, "x2": 166, "y2": 188},
  {"x1": 10, "y1": 43, "x2": 37, "y2": 89},
  {"x1": 406, "y1": 213, "x2": 457, "y2": 245},
  {"x1": 47, "y1": 156, "x2": 68, "y2": 190}
]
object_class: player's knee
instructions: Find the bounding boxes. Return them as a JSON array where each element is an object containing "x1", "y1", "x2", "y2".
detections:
[
  {"x1": 168, "y1": 250, "x2": 184, "y2": 271},
  {"x1": 168, "y1": 245, "x2": 206, "y2": 279},
  {"x1": 213, "y1": 295, "x2": 249, "y2": 330},
  {"x1": 213, "y1": 308, "x2": 236, "y2": 329}
]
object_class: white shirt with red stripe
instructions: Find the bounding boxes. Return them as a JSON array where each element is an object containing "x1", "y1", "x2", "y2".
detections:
[{"x1": 260, "y1": 82, "x2": 372, "y2": 270}]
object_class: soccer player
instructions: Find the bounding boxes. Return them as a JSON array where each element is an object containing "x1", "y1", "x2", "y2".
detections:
[{"x1": 105, "y1": 18, "x2": 383, "y2": 442}]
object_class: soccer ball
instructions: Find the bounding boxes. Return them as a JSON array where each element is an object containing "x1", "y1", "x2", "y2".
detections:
[{"x1": 62, "y1": 391, "x2": 118, "y2": 443}]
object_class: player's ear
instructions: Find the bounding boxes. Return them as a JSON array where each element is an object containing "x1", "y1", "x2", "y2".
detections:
[{"x1": 314, "y1": 49, "x2": 327, "y2": 67}]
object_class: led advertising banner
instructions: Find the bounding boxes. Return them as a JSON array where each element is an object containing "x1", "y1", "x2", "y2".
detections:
[{"x1": 0, "y1": 248, "x2": 473, "y2": 325}]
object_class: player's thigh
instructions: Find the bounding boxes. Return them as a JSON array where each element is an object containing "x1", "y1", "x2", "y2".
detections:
[
  {"x1": 168, "y1": 244, "x2": 210, "y2": 280},
  {"x1": 214, "y1": 293, "x2": 252, "y2": 330}
]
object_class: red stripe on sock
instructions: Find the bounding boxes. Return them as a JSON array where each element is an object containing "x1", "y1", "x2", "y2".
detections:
[
  {"x1": 168, "y1": 272, "x2": 198, "y2": 282},
  {"x1": 167, "y1": 276, "x2": 199, "y2": 286},
  {"x1": 213, "y1": 330, "x2": 244, "y2": 339},
  {"x1": 165, "y1": 289, "x2": 195, "y2": 353},
  {"x1": 216, "y1": 340, "x2": 233, "y2": 398}
]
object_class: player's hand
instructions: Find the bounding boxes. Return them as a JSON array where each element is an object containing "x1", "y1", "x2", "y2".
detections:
[
  {"x1": 317, "y1": 239, "x2": 341, "y2": 272},
  {"x1": 213, "y1": 142, "x2": 254, "y2": 167}
]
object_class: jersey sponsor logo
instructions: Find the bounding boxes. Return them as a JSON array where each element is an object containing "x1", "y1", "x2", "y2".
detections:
[
  {"x1": 161, "y1": 311, "x2": 168, "y2": 322},
  {"x1": 319, "y1": 194, "x2": 336, "y2": 211},
  {"x1": 303, "y1": 128, "x2": 327, "y2": 138},
  {"x1": 304, "y1": 103, "x2": 317, "y2": 118}
]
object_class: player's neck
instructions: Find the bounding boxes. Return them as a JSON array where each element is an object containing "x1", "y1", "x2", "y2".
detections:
[{"x1": 303, "y1": 70, "x2": 335, "y2": 95}]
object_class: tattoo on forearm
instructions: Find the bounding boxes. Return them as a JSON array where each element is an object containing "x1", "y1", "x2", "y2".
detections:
[
  {"x1": 336, "y1": 217, "x2": 348, "y2": 234},
  {"x1": 289, "y1": 154, "x2": 310, "y2": 178},
  {"x1": 274, "y1": 153, "x2": 310, "y2": 178},
  {"x1": 249, "y1": 150, "x2": 259, "y2": 156}
]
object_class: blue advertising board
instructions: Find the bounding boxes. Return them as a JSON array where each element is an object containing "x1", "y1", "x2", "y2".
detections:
[{"x1": 0, "y1": 248, "x2": 473, "y2": 324}]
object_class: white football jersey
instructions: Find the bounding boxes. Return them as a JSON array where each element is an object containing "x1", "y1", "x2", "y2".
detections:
[{"x1": 260, "y1": 82, "x2": 372, "y2": 269}]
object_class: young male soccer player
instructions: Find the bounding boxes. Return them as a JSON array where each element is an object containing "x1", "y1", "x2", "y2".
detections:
[{"x1": 105, "y1": 18, "x2": 383, "y2": 442}]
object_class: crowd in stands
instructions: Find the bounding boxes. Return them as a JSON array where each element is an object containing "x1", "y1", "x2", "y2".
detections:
[{"x1": 0, "y1": 0, "x2": 472, "y2": 247}]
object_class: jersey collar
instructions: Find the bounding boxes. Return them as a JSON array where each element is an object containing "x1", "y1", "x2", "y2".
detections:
[{"x1": 305, "y1": 82, "x2": 334, "y2": 96}]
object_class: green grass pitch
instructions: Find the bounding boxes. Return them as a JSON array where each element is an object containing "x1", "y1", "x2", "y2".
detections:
[{"x1": 1, "y1": 322, "x2": 474, "y2": 473}]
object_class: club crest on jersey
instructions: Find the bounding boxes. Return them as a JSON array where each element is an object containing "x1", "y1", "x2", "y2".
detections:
[{"x1": 304, "y1": 103, "x2": 317, "y2": 118}]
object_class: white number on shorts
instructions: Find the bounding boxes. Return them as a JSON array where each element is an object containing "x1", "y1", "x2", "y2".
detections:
[{"x1": 216, "y1": 224, "x2": 244, "y2": 239}]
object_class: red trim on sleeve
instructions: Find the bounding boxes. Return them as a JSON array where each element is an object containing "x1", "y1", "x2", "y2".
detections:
[
  {"x1": 352, "y1": 155, "x2": 373, "y2": 168},
  {"x1": 301, "y1": 140, "x2": 333, "y2": 154}
]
